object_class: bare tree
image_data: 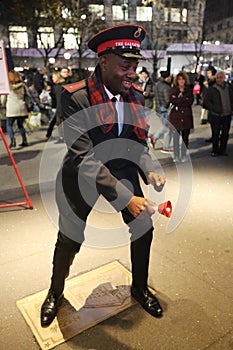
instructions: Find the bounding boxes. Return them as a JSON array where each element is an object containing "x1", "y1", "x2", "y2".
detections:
[
  {"x1": 142, "y1": 0, "x2": 166, "y2": 81},
  {"x1": 65, "y1": 0, "x2": 107, "y2": 70},
  {"x1": 0, "y1": 0, "x2": 106, "y2": 68}
]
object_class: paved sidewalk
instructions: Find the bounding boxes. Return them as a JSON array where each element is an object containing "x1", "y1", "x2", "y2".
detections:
[{"x1": 0, "y1": 106, "x2": 233, "y2": 350}]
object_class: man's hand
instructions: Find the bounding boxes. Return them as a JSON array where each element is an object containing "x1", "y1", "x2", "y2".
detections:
[
  {"x1": 127, "y1": 196, "x2": 155, "y2": 219},
  {"x1": 148, "y1": 172, "x2": 166, "y2": 192}
]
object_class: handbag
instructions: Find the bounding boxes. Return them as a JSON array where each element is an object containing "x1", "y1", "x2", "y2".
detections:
[
  {"x1": 24, "y1": 85, "x2": 34, "y2": 112},
  {"x1": 28, "y1": 112, "x2": 41, "y2": 128},
  {"x1": 193, "y1": 82, "x2": 200, "y2": 95}
]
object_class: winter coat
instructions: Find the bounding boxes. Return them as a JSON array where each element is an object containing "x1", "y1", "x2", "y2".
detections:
[
  {"x1": 203, "y1": 83, "x2": 233, "y2": 115},
  {"x1": 154, "y1": 79, "x2": 171, "y2": 114},
  {"x1": 57, "y1": 79, "x2": 155, "y2": 229},
  {"x1": 1, "y1": 82, "x2": 28, "y2": 118},
  {"x1": 169, "y1": 86, "x2": 194, "y2": 130}
]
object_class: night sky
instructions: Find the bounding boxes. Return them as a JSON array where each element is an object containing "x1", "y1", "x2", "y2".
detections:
[{"x1": 205, "y1": 0, "x2": 233, "y2": 23}]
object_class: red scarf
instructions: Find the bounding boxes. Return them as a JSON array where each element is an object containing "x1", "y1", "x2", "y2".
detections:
[{"x1": 88, "y1": 65, "x2": 149, "y2": 140}]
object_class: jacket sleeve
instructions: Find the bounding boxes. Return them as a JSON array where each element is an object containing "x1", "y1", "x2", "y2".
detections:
[{"x1": 202, "y1": 88, "x2": 215, "y2": 111}]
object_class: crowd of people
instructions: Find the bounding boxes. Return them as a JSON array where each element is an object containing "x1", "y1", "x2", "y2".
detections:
[
  {"x1": 148, "y1": 65, "x2": 233, "y2": 160},
  {"x1": 0, "y1": 53, "x2": 232, "y2": 160},
  {"x1": 0, "y1": 66, "x2": 84, "y2": 148}
]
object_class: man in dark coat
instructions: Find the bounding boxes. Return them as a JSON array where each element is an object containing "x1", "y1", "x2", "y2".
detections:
[
  {"x1": 203, "y1": 71, "x2": 233, "y2": 156},
  {"x1": 40, "y1": 24, "x2": 166, "y2": 327}
]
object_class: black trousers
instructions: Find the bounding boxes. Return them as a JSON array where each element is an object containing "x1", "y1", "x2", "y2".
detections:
[
  {"x1": 210, "y1": 114, "x2": 231, "y2": 153},
  {"x1": 50, "y1": 165, "x2": 154, "y2": 296}
]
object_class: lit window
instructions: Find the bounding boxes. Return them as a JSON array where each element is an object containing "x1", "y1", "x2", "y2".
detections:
[
  {"x1": 164, "y1": 7, "x2": 187, "y2": 23},
  {"x1": 137, "y1": 6, "x2": 152, "y2": 21},
  {"x1": 171, "y1": 8, "x2": 181, "y2": 22},
  {"x1": 37, "y1": 27, "x2": 54, "y2": 49},
  {"x1": 89, "y1": 4, "x2": 104, "y2": 16},
  {"x1": 9, "y1": 26, "x2": 28, "y2": 48},
  {"x1": 63, "y1": 28, "x2": 78, "y2": 49},
  {"x1": 181, "y1": 9, "x2": 187, "y2": 22},
  {"x1": 112, "y1": 5, "x2": 128, "y2": 21}
]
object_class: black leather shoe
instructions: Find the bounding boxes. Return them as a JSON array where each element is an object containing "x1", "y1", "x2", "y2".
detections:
[
  {"x1": 40, "y1": 290, "x2": 63, "y2": 327},
  {"x1": 200, "y1": 119, "x2": 207, "y2": 125},
  {"x1": 131, "y1": 286, "x2": 163, "y2": 318},
  {"x1": 19, "y1": 141, "x2": 29, "y2": 147}
]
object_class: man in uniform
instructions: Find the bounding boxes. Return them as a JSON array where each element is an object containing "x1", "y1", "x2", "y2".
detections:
[{"x1": 41, "y1": 24, "x2": 166, "y2": 327}]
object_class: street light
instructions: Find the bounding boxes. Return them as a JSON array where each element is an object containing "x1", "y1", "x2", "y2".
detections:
[
  {"x1": 64, "y1": 52, "x2": 71, "y2": 66},
  {"x1": 64, "y1": 52, "x2": 71, "y2": 60},
  {"x1": 49, "y1": 57, "x2": 55, "y2": 64}
]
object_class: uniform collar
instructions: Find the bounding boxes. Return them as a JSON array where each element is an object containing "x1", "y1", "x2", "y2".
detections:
[{"x1": 104, "y1": 85, "x2": 121, "y2": 102}]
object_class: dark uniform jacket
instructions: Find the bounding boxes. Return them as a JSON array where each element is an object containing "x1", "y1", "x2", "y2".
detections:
[{"x1": 57, "y1": 80, "x2": 155, "y2": 228}]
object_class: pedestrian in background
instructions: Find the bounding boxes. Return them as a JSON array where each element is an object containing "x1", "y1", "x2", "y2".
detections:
[
  {"x1": 151, "y1": 70, "x2": 173, "y2": 154},
  {"x1": 0, "y1": 70, "x2": 29, "y2": 148},
  {"x1": 203, "y1": 71, "x2": 233, "y2": 157},
  {"x1": 202, "y1": 66, "x2": 217, "y2": 141},
  {"x1": 169, "y1": 71, "x2": 194, "y2": 162},
  {"x1": 39, "y1": 86, "x2": 52, "y2": 122},
  {"x1": 33, "y1": 67, "x2": 47, "y2": 95},
  {"x1": 60, "y1": 66, "x2": 72, "y2": 84},
  {"x1": 27, "y1": 80, "x2": 42, "y2": 113},
  {"x1": 45, "y1": 72, "x2": 65, "y2": 141},
  {"x1": 134, "y1": 67, "x2": 155, "y2": 109},
  {"x1": 194, "y1": 69, "x2": 205, "y2": 106}
]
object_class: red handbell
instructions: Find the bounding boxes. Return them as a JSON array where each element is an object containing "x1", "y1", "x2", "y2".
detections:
[{"x1": 157, "y1": 201, "x2": 172, "y2": 218}]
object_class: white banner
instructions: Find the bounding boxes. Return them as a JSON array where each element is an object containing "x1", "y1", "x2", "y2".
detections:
[{"x1": 0, "y1": 40, "x2": 10, "y2": 95}]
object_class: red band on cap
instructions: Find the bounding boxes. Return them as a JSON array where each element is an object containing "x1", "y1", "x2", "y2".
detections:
[{"x1": 97, "y1": 39, "x2": 140, "y2": 54}]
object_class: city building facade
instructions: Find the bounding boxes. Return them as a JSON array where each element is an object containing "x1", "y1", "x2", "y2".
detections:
[
  {"x1": 205, "y1": 0, "x2": 233, "y2": 44},
  {"x1": 0, "y1": 0, "x2": 206, "y2": 73}
]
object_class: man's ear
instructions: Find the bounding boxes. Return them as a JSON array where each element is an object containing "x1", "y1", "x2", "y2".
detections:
[{"x1": 99, "y1": 55, "x2": 108, "y2": 71}]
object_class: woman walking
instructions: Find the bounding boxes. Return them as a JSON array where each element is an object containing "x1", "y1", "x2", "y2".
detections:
[
  {"x1": 1, "y1": 70, "x2": 29, "y2": 148},
  {"x1": 169, "y1": 71, "x2": 194, "y2": 162}
]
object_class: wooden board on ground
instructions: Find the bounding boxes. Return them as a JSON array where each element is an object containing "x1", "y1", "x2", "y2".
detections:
[{"x1": 17, "y1": 261, "x2": 135, "y2": 350}]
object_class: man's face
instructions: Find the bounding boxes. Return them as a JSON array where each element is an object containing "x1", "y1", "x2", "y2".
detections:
[
  {"x1": 206, "y1": 70, "x2": 214, "y2": 79},
  {"x1": 100, "y1": 54, "x2": 138, "y2": 95},
  {"x1": 139, "y1": 71, "x2": 148, "y2": 80},
  {"x1": 216, "y1": 73, "x2": 225, "y2": 86},
  {"x1": 60, "y1": 68, "x2": 69, "y2": 78}
]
